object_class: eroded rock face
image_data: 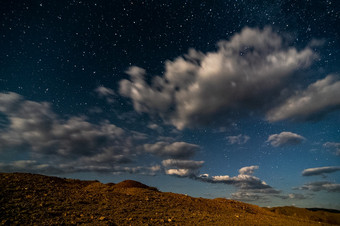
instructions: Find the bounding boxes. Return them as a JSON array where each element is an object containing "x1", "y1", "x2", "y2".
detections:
[{"x1": 1, "y1": 172, "x2": 339, "y2": 225}]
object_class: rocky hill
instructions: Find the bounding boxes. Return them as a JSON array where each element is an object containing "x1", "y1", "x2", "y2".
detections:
[{"x1": 1, "y1": 172, "x2": 339, "y2": 225}]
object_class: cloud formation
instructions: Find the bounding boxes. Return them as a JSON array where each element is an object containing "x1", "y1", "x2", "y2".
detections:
[
  {"x1": 198, "y1": 165, "x2": 279, "y2": 194},
  {"x1": 266, "y1": 132, "x2": 305, "y2": 147},
  {"x1": 295, "y1": 181, "x2": 340, "y2": 192},
  {"x1": 323, "y1": 142, "x2": 340, "y2": 156},
  {"x1": 0, "y1": 160, "x2": 161, "y2": 175},
  {"x1": 119, "y1": 27, "x2": 316, "y2": 129},
  {"x1": 162, "y1": 159, "x2": 204, "y2": 177},
  {"x1": 95, "y1": 86, "x2": 116, "y2": 103},
  {"x1": 287, "y1": 193, "x2": 307, "y2": 200},
  {"x1": 230, "y1": 191, "x2": 261, "y2": 202},
  {"x1": 267, "y1": 75, "x2": 340, "y2": 121},
  {"x1": 239, "y1": 165, "x2": 259, "y2": 175},
  {"x1": 227, "y1": 134, "x2": 250, "y2": 145},
  {"x1": 0, "y1": 92, "x2": 195, "y2": 175},
  {"x1": 302, "y1": 166, "x2": 340, "y2": 176},
  {"x1": 144, "y1": 141, "x2": 199, "y2": 159}
]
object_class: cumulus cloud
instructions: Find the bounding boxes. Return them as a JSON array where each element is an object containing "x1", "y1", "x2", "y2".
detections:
[
  {"x1": 144, "y1": 141, "x2": 199, "y2": 159},
  {"x1": 227, "y1": 134, "x2": 250, "y2": 144},
  {"x1": 295, "y1": 181, "x2": 340, "y2": 192},
  {"x1": 267, "y1": 75, "x2": 340, "y2": 122},
  {"x1": 266, "y1": 132, "x2": 305, "y2": 147},
  {"x1": 119, "y1": 26, "x2": 316, "y2": 129},
  {"x1": 323, "y1": 142, "x2": 340, "y2": 156},
  {"x1": 302, "y1": 166, "x2": 340, "y2": 176}
]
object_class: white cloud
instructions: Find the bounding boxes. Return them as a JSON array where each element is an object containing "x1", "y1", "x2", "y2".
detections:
[
  {"x1": 119, "y1": 27, "x2": 316, "y2": 129},
  {"x1": 165, "y1": 169, "x2": 192, "y2": 177},
  {"x1": 267, "y1": 75, "x2": 340, "y2": 122},
  {"x1": 227, "y1": 134, "x2": 250, "y2": 144},
  {"x1": 239, "y1": 165, "x2": 259, "y2": 175},
  {"x1": 302, "y1": 166, "x2": 340, "y2": 176},
  {"x1": 266, "y1": 132, "x2": 305, "y2": 147}
]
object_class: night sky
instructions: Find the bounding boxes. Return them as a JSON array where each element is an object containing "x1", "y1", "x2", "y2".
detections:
[{"x1": 1, "y1": 0, "x2": 340, "y2": 208}]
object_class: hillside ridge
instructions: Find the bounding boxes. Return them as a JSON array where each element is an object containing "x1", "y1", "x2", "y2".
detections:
[{"x1": 1, "y1": 172, "x2": 339, "y2": 225}]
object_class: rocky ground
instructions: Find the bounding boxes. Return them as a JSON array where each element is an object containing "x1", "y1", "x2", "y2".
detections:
[{"x1": 1, "y1": 172, "x2": 340, "y2": 225}]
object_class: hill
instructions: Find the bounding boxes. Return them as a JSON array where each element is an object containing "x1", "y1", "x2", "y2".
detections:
[{"x1": 1, "y1": 172, "x2": 339, "y2": 225}]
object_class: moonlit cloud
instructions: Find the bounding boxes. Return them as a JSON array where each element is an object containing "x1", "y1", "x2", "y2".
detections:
[
  {"x1": 119, "y1": 27, "x2": 316, "y2": 129},
  {"x1": 302, "y1": 166, "x2": 340, "y2": 176},
  {"x1": 266, "y1": 132, "x2": 305, "y2": 147},
  {"x1": 227, "y1": 134, "x2": 250, "y2": 145},
  {"x1": 267, "y1": 75, "x2": 340, "y2": 122}
]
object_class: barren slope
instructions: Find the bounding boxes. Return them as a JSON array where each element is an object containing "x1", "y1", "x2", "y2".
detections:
[{"x1": 1, "y1": 172, "x2": 339, "y2": 225}]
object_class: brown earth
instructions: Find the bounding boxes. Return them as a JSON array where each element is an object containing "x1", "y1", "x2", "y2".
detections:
[{"x1": 0, "y1": 172, "x2": 339, "y2": 225}]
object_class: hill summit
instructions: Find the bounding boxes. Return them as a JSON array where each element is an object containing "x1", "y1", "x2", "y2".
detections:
[{"x1": 1, "y1": 172, "x2": 339, "y2": 225}]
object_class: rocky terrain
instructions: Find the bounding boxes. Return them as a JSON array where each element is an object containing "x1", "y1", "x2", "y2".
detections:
[{"x1": 1, "y1": 172, "x2": 339, "y2": 225}]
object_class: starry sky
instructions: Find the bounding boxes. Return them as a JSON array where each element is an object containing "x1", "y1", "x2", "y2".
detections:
[{"x1": 1, "y1": 0, "x2": 340, "y2": 208}]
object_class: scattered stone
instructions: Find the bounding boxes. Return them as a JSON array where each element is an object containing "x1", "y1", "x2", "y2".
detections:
[{"x1": 1, "y1": 172, "x2": 339, "y2": 225}]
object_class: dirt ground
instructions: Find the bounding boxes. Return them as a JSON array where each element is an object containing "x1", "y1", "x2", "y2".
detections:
[{"x1": 1, "y1": 172, "x2": 339, "y2": 225}]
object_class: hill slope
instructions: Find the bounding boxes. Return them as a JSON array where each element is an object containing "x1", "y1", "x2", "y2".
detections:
[{"x1": 0, "y1": 172, "x2": 339, "y2": 225}]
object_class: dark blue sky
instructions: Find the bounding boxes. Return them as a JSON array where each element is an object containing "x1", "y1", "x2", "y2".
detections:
[{"x1": 1, "y1": 0, "x2": 339, "y2": 208}]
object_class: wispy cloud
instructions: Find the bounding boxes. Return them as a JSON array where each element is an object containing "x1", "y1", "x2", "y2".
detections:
[
  {"x1": 95, "y1": 86, "x2": 116, "y2": 103},
  {"x1": 295, "y1": 181, "x2": 340, "y2": 192},
  {"x1": 302, "y1": 166, "x2": 340, "y2": 176},
  {"x1": 323, "y1": 142, "x2": 340, "y2": 156},
  {"x1": 227, "y1": 134, "x2": 250, "y2": 145}
]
